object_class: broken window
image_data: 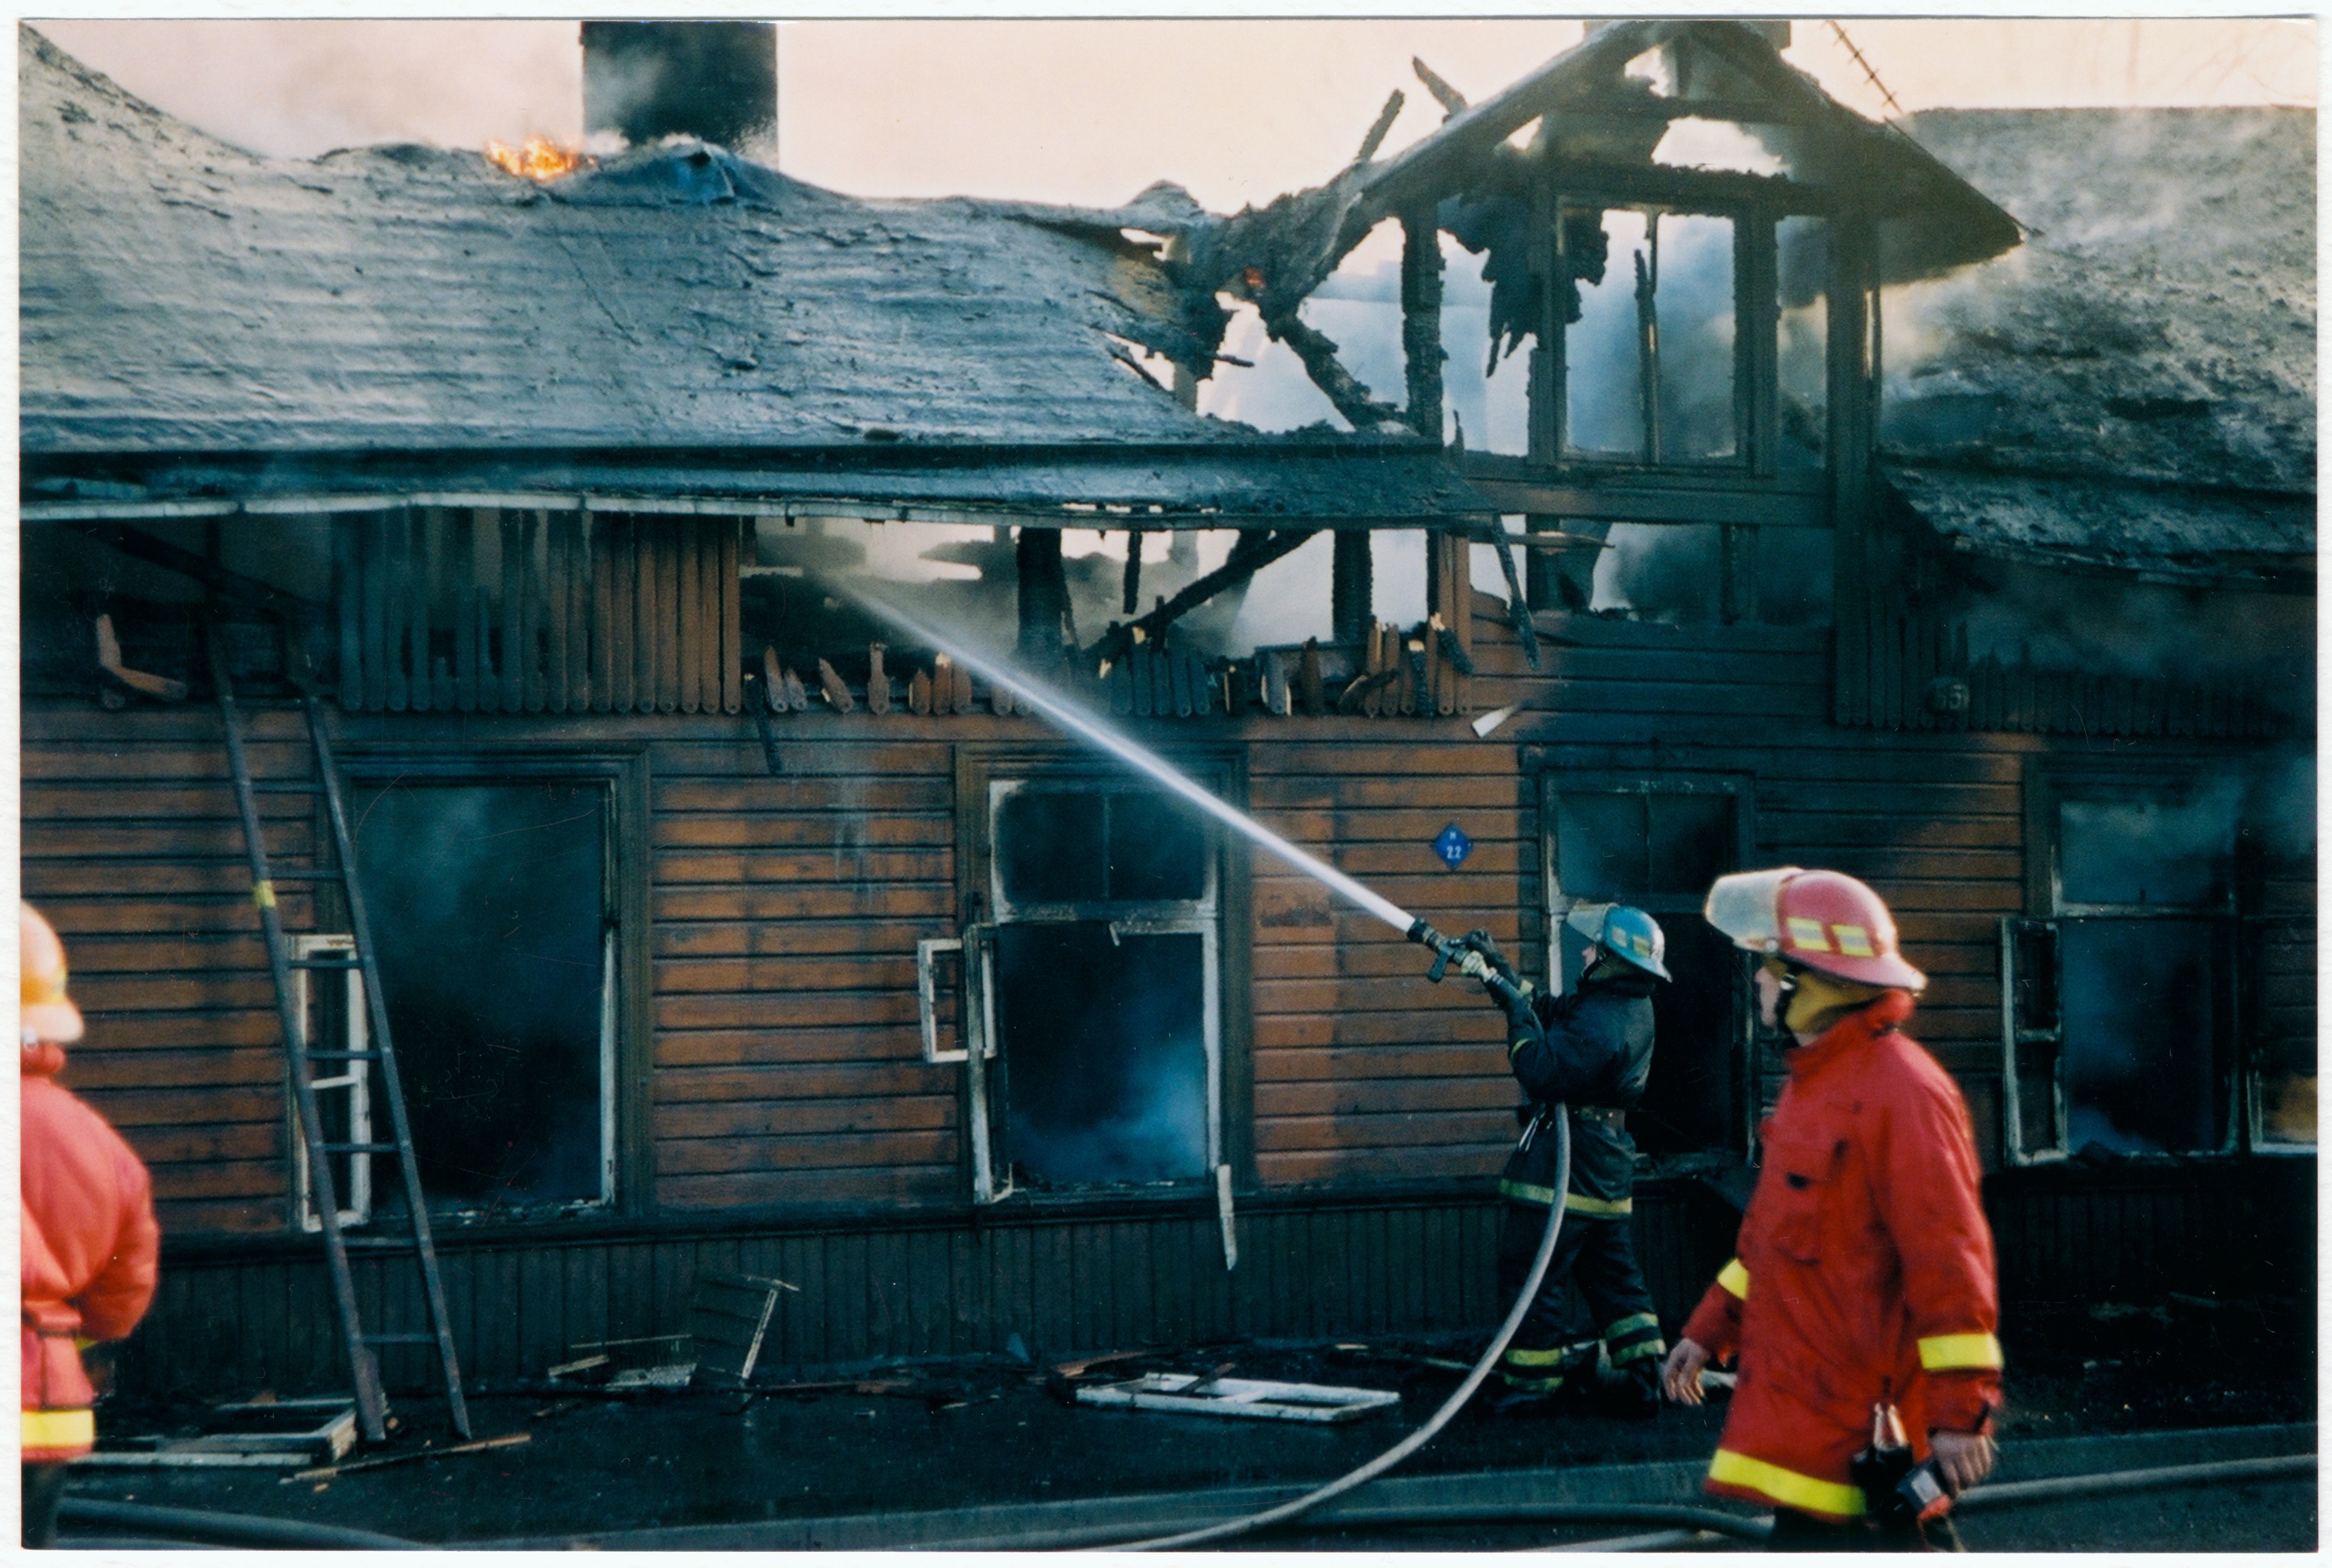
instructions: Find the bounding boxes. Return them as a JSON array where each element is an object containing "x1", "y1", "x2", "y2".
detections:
[
  {"x1": 344, "y1": 778, "x2": 615, "y2": 1214},
  {"x1": 1544, "y1": 774, "x2": 1749, "y2": 1156},
  {"x1": 2005, "y1": 783, "x2": 2242, "y2": 1159},
  {"x1": 968, "y1": 777, "x2": 1222, "y2": 1195},
  {"x1": 1563, "y1": 206, "x2": 1738, "y2": 463}
]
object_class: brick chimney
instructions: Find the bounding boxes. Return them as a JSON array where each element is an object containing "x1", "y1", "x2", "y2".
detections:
[{"x1": 581, "y1": 20, "x2": 777, "y2": 155}]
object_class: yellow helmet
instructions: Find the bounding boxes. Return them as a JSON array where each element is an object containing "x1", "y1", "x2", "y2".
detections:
[{"x1": 21, "y1": 902, "x2": 85, "y2": 1045}]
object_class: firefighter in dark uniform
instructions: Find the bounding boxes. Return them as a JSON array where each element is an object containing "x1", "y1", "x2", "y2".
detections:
[{"x1": 1460, "y1": 903, "x2": 1670, "y2": 1414}]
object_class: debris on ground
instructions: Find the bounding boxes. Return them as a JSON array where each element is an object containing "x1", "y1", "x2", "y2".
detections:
[
  {"x1": 84, "y1": 1397, "x2": 358, "y2": 1469},
  {"x1": 1075, "y1": 1370, "x2": 1402, "y2": 1423},
  {"x1": 287, "y1": 1430, "x2": 530, "y2": 1483}
]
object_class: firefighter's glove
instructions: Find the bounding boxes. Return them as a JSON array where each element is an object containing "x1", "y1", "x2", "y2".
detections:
[
  {"x1": 1929, "y1": 1430, "x2": 1997, "y2": 1495},
  {"x1": 1461, "y1": 930, "x2": 1519, "y2": 988}
]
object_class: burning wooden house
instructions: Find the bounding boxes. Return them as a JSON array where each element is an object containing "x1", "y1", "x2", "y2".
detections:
[{"x1": 18, "y1": 20, "x2": 2311, "y2": 1406}]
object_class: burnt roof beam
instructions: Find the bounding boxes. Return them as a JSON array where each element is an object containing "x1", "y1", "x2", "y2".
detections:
[{"x1": 1085, "y1": 527, "x2": 1317, "y2": 667}]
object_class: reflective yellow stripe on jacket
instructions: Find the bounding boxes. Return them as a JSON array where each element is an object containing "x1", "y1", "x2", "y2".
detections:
[
  {"x1": 1498, "y1": 1178, "x2": 1633, "y2": 1216},
  {"x1": 1716, "y1": 1258, "x2": 1749, "y2": 1299},
  {"x1": 1918, "y1": 1332, "x2": 2003, "y2": 1372},
  {"x1": 22, "y1": 1408, "x2": 95, "y2": 1451},
  {"x1": 1708, "y1": 1448, "x2": 1865, "y2": 1518}
]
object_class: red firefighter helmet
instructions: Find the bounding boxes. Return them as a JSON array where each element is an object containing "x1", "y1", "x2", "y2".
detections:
[{"x1": 1702, "y1": 868, "x2": 1926, "y2": 991}]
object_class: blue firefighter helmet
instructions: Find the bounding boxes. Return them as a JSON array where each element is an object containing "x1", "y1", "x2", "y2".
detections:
[{"x1": 1564, "y1": 902, "x2": 1671, "y2": 981}]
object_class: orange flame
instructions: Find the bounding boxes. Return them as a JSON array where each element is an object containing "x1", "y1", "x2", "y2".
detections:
[{"x1": 484, "y1": 136, "x2": 588, "y2": 182}]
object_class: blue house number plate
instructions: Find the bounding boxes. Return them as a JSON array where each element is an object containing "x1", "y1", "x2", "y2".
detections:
[{"x1": 1433, "y1": 823, "x2": 1473, "y2": 870}]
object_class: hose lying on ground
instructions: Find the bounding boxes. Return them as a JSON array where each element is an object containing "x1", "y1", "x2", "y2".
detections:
[
  {"x1": 59, "y1": 1497, "x2": 418, "y2": 1550},
  {"x1": 1540, "y1": 1452, "x2": 2322, "y2": 1553},
  {"x1": 1109, "y1": 1115, "x2": 1573, "y2": 1552}
]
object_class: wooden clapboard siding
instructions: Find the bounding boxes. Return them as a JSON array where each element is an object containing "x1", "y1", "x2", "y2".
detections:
[
  {"x1": 648, "y1": 731, "x2": 962, "y2": 1208},
  {"x1": 20, "y1": 569, "x2": 2310, "y2": 1239}
]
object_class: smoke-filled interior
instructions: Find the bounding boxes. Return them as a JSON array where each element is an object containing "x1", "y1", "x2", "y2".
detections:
[
  {"x1": 995, "y1": 926, "x2": 1210, "y2": 1187},
  {"x1": 350, "y1": 779, "x2": 609, "y2": 1212},
  {"x1": 986, "y1": 784, "x2": 1217, "y2": 1189},
  {"x1": 1564, "y1": 208, "x2": 1738, "y2": 463}
]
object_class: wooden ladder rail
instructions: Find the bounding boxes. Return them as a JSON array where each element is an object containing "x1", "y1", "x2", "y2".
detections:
[{"x1": 203, "y1": 617, "x2": 472, "y2": 1442}]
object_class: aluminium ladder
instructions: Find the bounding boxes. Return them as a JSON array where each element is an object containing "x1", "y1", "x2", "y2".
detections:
[{"x1": 205, "y1": 620, "x2": 470, "y2": 1442}]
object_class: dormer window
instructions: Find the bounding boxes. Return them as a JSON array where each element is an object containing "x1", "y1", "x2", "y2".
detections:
[{"x1": 1560, "y1": 204, "x2": 1739, "y2": 464}]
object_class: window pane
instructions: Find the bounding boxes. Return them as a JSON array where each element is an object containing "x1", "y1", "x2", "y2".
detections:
[
  {"x1": 2060, "y1": 797, "x2": 2233, "y2": 908},
  {"x1": 1647, "y1": 791, "x2": 1735, "y2": 895},
  {"x1": 1555, "y1": 792, "x2": 1647, "y2": 900},
  {"x1": 1107, "y1": 791, "x2": 1209, "y2": 903},
  {"x1": 2257, "y1": 1067, "x2": 2317, "y2": 1145},
  {"x1": 351, "y1": 781, "x2": 607, "y2": 1209},
  {"x1": 996, "y1": 789, "x2": 1106, "y2": 905},
  {"x1": 2059, "y1": 919, "x2": 2223, "y2": 1153},
  {"x1": 995, "y1": 924, "x2": 1208, "y2": 1185}
]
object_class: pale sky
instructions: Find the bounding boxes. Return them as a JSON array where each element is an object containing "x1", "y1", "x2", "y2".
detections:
[{"x1": 30, "y1": 17, "x2": 2320, "y2": 211}]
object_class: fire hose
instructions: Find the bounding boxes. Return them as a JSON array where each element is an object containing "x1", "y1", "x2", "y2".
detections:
[{"x1": 1109, "y1": 1103, "x2": 1571, "y2": 1552}]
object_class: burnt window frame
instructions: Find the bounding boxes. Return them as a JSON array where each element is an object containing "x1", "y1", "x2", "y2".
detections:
[
  {"x1": 323, "y1": 744, "x2": 655, "y2": 1221},
  {"x1": 953, "y1": 744, "x2": 1253, "y2": 1205},
  {"x1": 2006, "y1": 759, "x2": 2270, "y2": 1165},
  {"x1": 1534, "y1": 762, "x2": 1758, "y2": 1158},
  {"x1": 1549, "y1": 196, "x2": 1752, "y2": 471}
]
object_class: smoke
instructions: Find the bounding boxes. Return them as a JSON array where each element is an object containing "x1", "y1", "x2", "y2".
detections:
[
  {"x1": 1953, "y1": 560, "x2": 2314, "y2": 719},
  {"x1": 349, "y1": 780, "x2": 607, "y2": 1208},
  {"x1": 38, "y1": 20, "x2": 582, "y2": 159},
  {"x1": 1591, "y1": 523, "x2": 1720, "y2": 621},
  {"x1": 996, "y1": 925, "x2": 1210, "y2": 1185},
  {"x1": 2049, "y1": 750, "x2": 2314, "y2": 1155}
]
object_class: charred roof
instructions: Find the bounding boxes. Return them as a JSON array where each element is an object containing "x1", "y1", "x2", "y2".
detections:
[
  {"x1": 18, "y1": 28, "x2": 1481, "y2": 524},
  {"x1": 1879, "y1": 108, "x2": 2314, "y2": 585}
]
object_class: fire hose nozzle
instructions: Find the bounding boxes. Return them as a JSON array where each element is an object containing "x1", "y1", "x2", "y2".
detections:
[
  {"x1": 1410, "y1": 920, "x2": 1534, "y2": 1010},
  {"x1": 1408, "y1": 918, "x2": 1457, "y2": 982}
]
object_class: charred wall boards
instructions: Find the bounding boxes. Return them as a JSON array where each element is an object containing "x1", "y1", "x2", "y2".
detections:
[{"x1": 333, "y1": 510, "x2": 743, "y2": 718}]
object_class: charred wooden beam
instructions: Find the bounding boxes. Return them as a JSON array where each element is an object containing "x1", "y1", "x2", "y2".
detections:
[
  {"x1": 1331, "y1": 533, "x2": 1373, "y2": 646},
  {"x1": 1087, "y1": 529, "x2": 1316, "y2": 669},
  {"x1": 69, "y1": 520, "x2": 321, "y2": 621},
  {"x1": 1264, "y1": 313, "x2": 1406, "y2": 433},
  {"x1": 1015, "y1": 526, "x2": 1075, "y2": 668},
  {"x1": 1354, "y1": 90, "x2": 1405, "y2": 164},
  {"x1": 1483, "y1": 525, "x2": 1541, "y2": 670},
  {"x1": 1400, "y1": 209, "x2": 1445, "y2": 441},
  {"x1": 1411, "y1": 57, "x2": 1468, "y2": 117}
]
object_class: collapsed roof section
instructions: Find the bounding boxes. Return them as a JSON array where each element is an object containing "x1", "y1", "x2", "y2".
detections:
[
  {"x1": 17, "y1": 28, "x2": 1480, "y2": 527},
  {"x1": 1172, "y1": 19, "x2": 2023, "y2": 363},
  {"x1": 1881, "y1": 108, "x2": 2316, "y2": 588}
]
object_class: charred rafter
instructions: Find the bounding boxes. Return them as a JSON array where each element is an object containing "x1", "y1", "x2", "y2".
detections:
[
  {"x1": 1086, "y1": 528, "x2": 1317, "y2": 669},
  {"x1": 70, "y1": 520, "x2": 323, "y2": 622},
  {"x1": 1265, "y1": 315, "x2": 1408, "y2": 433}
]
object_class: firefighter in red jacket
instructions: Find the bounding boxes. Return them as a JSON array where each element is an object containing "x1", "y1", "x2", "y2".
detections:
[
  {"x1": 1661, "y1": 870, "x2": 2000, "y2": 1551},
  {"x1": 21, "y1": 903, "x2": 161, "y2": 1548}
]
